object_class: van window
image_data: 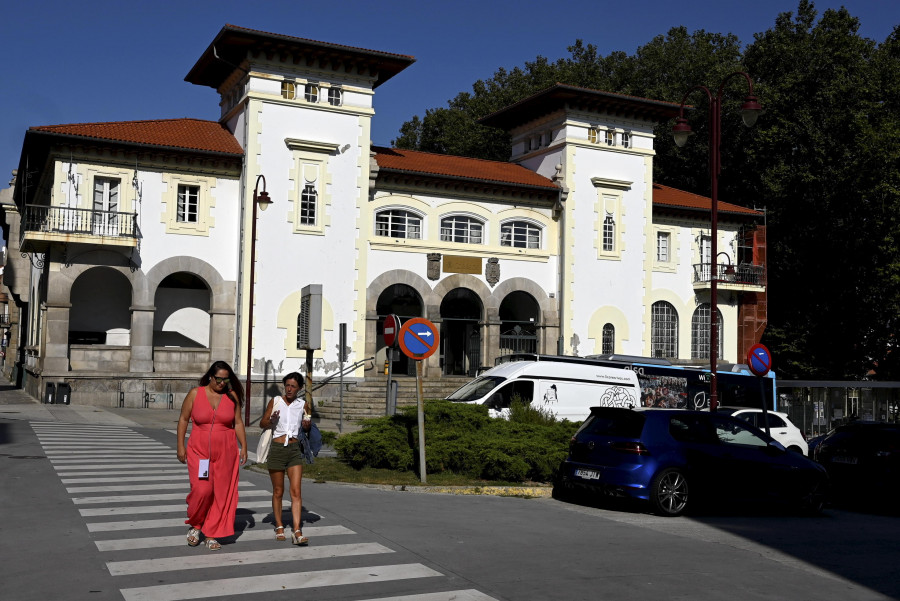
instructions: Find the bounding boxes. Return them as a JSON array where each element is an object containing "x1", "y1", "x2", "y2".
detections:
[
  {"x1": 485, "y1": 380, "x2": 535, "y2": 410},
  {"x1": 447, "y1": 376, "x2": 505, "y2": 402}
]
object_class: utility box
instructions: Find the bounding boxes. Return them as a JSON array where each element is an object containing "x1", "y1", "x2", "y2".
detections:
[
  {"x1": 298, "y1": 284, "x2": 323, "y2": 350},
  {"x1": 44, "y1": 382, "x2": 56, "y2": 404},
  {"x1": 57, "y1": 382, "x2": 72, "y2": 405}
]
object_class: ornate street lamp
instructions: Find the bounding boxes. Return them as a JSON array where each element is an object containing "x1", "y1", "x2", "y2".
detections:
[
  {"x1": 673, "y1": 72, "x2": 762, "y2": 411},
  {"x1": 245, "y1": 174, "x2": 273, "y2": 424}
]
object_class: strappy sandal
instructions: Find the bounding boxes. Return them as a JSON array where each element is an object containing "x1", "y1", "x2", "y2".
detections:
[
  {"x1": 187, "y1": 527, "x2": 201, "y2": 547},
  {"x1": 274, "y1": 526, "x2": 287, "y2": 541},
  {"x1": 205, "y1": 538, "x2": 221, "y2": 551},
  {"x1": 292, "y1": 530, "x2": 309, "y2": 546}
]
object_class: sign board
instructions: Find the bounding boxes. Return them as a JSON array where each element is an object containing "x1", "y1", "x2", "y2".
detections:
[
  {"x1": 747, "y1": 343, "x2": 772, "y2": 377},
  {"x1": 383, "y1": 314, "x2": 400, "y2": 348},
  {"x1": 398, "y1": 318, "x2": 439, "y2": 360},
  {"x1": 442, "y1": 255, "x2": 482, "y2": 275}
]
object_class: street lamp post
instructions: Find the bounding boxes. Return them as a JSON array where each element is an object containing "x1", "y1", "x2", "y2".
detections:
[
  {"x1": 245, "y1": 174, "x2": 273, "y2": 424},
  {"x1": 673, "y1": 72, "x2": 762, "y2": 412}
]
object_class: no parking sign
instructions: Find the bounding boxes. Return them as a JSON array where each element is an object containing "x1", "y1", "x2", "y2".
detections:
[{"x1": 747, "y1": 343, "x2": 772, "y2": 377}]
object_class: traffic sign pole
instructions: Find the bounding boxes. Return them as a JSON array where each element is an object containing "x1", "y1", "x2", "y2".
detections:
[
  {"x1": 383, "y1": 315, "x2": 400, "y2": 416},
  {"x1": 747, "y1": 343, "x2": 774, "y2": 435},
  {"x1": 396, "y1": 318, "x2": 439, "y2": 484},
  {"x1": 416, "y1": 359, "x2": 426, "y2": 484}
]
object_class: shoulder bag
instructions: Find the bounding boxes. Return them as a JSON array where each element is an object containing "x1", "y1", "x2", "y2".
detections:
[{"x1": 255, "y1": 396, "x2": 282, "y2": 464}]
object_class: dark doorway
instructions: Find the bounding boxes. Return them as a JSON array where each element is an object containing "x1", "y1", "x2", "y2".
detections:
[
  {"x1": 376, "y1": 284, "x2": 423, "y2": 376},
  {"x1": 499, "y1": 290, "x2": 540, "y2": 356},
  {"x1": 440, "y1": 288, "x2": 483, "y2": 376}
]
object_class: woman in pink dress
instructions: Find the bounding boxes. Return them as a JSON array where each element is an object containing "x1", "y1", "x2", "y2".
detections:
[{"x1": 176, "y1": 361, "x2": 248, "y2": 550}]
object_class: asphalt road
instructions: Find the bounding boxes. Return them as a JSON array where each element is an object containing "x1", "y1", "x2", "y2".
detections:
[{"x1": 1, "y1": 410, "x2": 899, "y2": 601}]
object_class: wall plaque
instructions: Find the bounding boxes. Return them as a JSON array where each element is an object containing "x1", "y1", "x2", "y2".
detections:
[{"x1": 442, "y1": 255, "x2": 481, "y2": 275}]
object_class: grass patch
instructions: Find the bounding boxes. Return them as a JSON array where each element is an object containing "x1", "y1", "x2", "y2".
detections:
[{"x1": 251, "y1": 456, "x2": 534, "y2": 487}]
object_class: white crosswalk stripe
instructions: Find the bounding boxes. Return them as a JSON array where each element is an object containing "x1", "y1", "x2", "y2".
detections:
[{"x1": 33, "y1": 421, "x2": 500, "y2": 601}]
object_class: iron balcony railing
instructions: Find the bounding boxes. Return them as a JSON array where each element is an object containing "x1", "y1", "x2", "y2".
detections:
[
  {"x1": 693, "y1": 262, "x2": 766, "y2": 286},
  {"x1": 21, "y1": 204, "x2": 139, "y2": 243}
]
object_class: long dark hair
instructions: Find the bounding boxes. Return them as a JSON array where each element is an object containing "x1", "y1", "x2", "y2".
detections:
[{"x1": 200, "y1": 360, "x2": 244, "y2": 408}]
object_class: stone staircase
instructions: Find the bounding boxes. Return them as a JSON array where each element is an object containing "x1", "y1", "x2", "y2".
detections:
[{"x1": 312, "y1": 375, "x2": 470, "y2": 422}]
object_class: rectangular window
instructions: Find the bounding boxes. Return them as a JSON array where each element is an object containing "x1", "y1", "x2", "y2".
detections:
[
  {"x1": 327, "y1": 87, "x2": 342, "y2": 106},
  {"x1": 605, "y1": 129, "x2": 615, "y2": 146},
  {"x1": 281, "y1": 81, "x2": 296, "y2": 99},
  {"x1": 177, "y1": 185, "x2": 199, "y2": 223},
  {"x1": 622, "y1": 131, "x2": 631, "y2": 148},
  {"x1": 305, "y1": 83, "x2": 319, "y2": 103},
  {"x1": 299, "y1": 184, "x2": 317, "y2": 226},
  {"x1": 602, "y1": 215, "x2": 615, "y2": 252},
  {"x1": 657, "y1": 231, "x2": 670, "y2": 262},
  {"x1": 588, "y1": 127, "x2": 598, "y2": 144}
]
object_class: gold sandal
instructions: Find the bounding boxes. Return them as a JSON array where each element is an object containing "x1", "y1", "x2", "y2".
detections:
[
  {"x1": 274, "y1": 526, "x2": 286, "y2": 541},
  {"x1": 187, "y1": 527, "x2": 201, "y2": 547},
  {"x1": 292, "y1": 530, "x2": 309, "y2": 546},
  {"x1": 205, "y1": 538, "x2": 221, "y2": 551}
]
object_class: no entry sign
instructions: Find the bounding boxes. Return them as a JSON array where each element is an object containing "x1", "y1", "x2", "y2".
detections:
[
  {"x1": 747, "y1": 343, "x2": 773, "y2": 377},
  {"x1": 398, "y1": 317, "x2": 439, "y2": 360},
  {"x1": 383, "y1": 314, "x2": 400, "y2": 348}
]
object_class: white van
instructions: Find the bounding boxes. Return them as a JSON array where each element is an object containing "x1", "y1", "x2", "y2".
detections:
[{"x1": 446, "y1": 357, "x2": 640, "y2": 422}]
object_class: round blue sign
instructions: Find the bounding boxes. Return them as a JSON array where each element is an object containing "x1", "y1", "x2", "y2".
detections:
[
  {"x1": 398, "y1": 318, "x2": 439, "y2": 359},
  {"x1": 747, "y1": 343, "x2": 772, "y2": 377}
]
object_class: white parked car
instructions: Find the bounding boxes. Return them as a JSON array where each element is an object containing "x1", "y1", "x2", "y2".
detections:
[{"x1": 716, "y1": 407, "x2": 809, "y2": 455}]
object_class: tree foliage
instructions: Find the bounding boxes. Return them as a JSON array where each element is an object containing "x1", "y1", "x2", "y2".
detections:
[{"x1": 390, "y1": 1, "x2": 900, "y2": 380}]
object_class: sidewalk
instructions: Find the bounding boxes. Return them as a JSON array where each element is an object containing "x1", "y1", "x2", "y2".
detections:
[{"x1": 0, "y1": 373, "x2": 357, "y2": 434}]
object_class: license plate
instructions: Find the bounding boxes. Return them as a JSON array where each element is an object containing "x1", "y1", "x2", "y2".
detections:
[
  {"x1": 832, "y1": 455, "x2": 858, "y2": 465},
  {"x1": 575, "y1": 468, "x2": 600, "y2": 480}
]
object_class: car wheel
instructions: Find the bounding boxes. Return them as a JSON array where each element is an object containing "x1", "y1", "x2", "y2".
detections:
[
  {"x1": 650, "y1": 468, "x2": 689, "y2": 517},
  {"x1": 799, "y1": 476, "x2": 827, "y2": 515}
]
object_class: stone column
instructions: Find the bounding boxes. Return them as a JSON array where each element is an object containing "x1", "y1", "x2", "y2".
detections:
[
  {"x1": 483, "y1": 307, "x2": 501, "y2": 368},
  {"x1": 42, "y1": 301, "x2": 71, "y2": 374},
  {"x1": 129, "y1": 305, "x2": 155, "y2": 372},
  {"x1": 209, "y1": 309, "x2": 235, "y2": 364}
]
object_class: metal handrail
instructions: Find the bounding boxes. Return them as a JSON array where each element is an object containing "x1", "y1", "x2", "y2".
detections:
[
  {"x1": 693, "y1": 262, "x2": 765, "y2": 286},
  {"x1": 310, "y1": 356, "x2": 375, "y2": 392},
  {"x1": 20, "y1": 204, "x2": 139, "y2": 243}
]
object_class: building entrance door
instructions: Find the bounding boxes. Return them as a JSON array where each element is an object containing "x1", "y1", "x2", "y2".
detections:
[{"x1": 440, "y1": 288, "x2": 483, "y2": 376}]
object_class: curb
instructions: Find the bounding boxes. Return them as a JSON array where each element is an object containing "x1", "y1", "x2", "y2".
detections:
[{"x1": 244, "y1": 463, "x2": 552, "y2": 498}]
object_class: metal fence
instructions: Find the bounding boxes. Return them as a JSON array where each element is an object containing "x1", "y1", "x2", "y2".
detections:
[
  {"x1": 21, "y1": 205, "x2": 139, "y2": 241},
  {"x1": 778, "y1": 381, "x2": 900, "y2": 438}
]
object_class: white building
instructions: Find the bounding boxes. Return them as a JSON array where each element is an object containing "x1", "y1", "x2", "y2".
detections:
[{"x1": 1, "y1": 25, "x2": 766, "y2": 416}]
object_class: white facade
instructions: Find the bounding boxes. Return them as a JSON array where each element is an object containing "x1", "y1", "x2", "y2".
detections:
[{"x1": 3, "y1": 25, "x2": 766, "y2": 408}]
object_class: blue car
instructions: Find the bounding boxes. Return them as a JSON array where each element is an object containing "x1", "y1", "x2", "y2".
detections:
[{"x1": 554, "y1": 407, "x2": 829, "y2": 516}]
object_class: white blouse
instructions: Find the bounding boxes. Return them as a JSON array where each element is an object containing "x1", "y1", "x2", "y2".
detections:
[{"x1": 271, "y1": 396, "x2": 307, "y2": 446}]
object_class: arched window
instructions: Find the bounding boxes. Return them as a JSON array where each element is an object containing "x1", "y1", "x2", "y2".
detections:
[
  {"x1": 375, "y1": 209, "x2": 422, "y2": 239},
  {"x1": 501, "y1": 220, "x2": 541, "y2": 249},
  {"x1": 440, "y1": 215, "x2": 483, "y2": 244},
  {"x1": 602, "y1": 323, "x2": 615, "y2": 355},
  {"x1": 651, "y1": 301, "x2": 678, "y2": 359},
  {"x1": 691, "y1": 303, "x2": 724, "y2": 360},
  {"x1": 602, "y1": 214, "x2": 615, "y2": 252}
]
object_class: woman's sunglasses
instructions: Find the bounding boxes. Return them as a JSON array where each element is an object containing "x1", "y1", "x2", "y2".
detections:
[{"x1": 213, "y1": 376, "x2": 229, "y2": 384}]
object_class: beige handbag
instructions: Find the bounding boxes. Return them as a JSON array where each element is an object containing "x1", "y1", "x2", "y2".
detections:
[{"x1": 256, "y1": 428, "x2": 273, "y2": 463}]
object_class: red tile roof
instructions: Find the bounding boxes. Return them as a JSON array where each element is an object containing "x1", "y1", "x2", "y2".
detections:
[
  {"x1": 653, "y1": 183, "x2": 762, "y2": 217},
  {"x1": 374, "y1": 147, "x2": 558, "y2": 190},
  {"x1": 29, "y1": 119, "x2": 243, "y2": 156}
]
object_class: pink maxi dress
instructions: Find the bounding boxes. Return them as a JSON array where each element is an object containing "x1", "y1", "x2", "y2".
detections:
[{"x1": 185, "y1": 387, "x2": 240, "y2": 538}]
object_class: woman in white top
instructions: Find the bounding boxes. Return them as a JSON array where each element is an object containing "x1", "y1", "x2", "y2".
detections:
[{"x1": 259, "y1": 372, "x2": 311, "y2": 545}]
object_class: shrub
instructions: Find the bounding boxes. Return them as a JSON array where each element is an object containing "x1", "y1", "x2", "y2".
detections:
[{"x1": 333, "y1": 399, "x2": 580, "y2": 482}]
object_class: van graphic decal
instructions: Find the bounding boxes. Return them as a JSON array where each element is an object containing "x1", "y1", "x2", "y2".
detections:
[{"x1": 600, "y1": 386, "x2": 637, "y2": 408}]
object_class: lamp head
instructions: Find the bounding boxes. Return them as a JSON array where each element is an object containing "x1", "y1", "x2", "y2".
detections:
[
  {"x1": 740, "y1": 95, "x2": 764, "y2": 127},
  {"x1": 255, "y1": 189, "x2": 273, "y2": 211},
  {"x1": 672, "y1": 117, "x2": 694, "y2": 148}
]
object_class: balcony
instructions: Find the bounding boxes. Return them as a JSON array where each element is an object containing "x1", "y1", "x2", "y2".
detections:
[
  {"x1": 20, "y1": 204, "x2": 140, "y2": 253},
  {"x1": 693, "y1": 262, "x2": 766, "y2": 292}
]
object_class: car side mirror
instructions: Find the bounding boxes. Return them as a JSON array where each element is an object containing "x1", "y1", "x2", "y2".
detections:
[
  {"x1": 765, "y1": 440, "x2": 786, "y2": 455},
  {"x1": 485, "y1": 393, "x2": 501, "y2": 410}
]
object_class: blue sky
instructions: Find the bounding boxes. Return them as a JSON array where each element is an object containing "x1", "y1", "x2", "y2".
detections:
[{"x1": 1, "y1": 0, "x2": 898, "y2": 179}]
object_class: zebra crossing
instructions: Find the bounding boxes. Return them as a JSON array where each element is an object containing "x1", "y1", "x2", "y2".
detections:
[{"x1": 32, "y1": 421, "x2": 499, "y2": 601}]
